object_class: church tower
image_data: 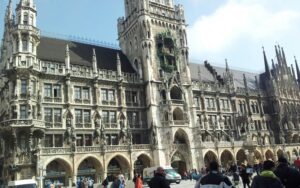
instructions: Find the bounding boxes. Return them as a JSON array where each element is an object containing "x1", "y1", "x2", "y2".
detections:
[
  {"x1": 12, "y1": 0, "x2": 40, "y2": 68},
  {"x1": 118, "y1": 0, "x2": 196, "y2": 168}
]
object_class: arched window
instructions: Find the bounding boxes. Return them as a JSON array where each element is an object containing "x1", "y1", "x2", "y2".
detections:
[
  {"x1": 170, "y1": 86, "x2": 182, "y2": 100},
  {"x1": 173, "y1": 108, "x2": 183, "y2": 121},
  {"x1": 23, "y1": 13, "x2": 29, "y2": 25}
]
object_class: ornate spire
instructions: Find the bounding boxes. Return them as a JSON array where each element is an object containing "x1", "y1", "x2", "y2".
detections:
[
  {"x1": 281, "y1": 47, "x2": 288, "y2": 67},
  {"x1": 295, "y1": 56, "x2": 300, "y2": 83},
  {"x1": 291, "y1": 64, "x2": 296, "y2": 80},
  {"x1": 92, "y1": 48, "x2": 98, "y2": 74},
  {"x1": 225, "y1": 58, "x2": 230, "y2": 72},
  {"x1": 263, "y1": 47, "x2": 271, "y2": 79},
  {"x1": 275, "y1": 45, "x2": 282, "y2": 67},
  {"x1": 243, "y1": 74, "x2": 248, "y2": 90},
  {"x1": 5, "y1": 0, "x2": 13, "y2": 23},
  {"x1": 198, "y1": 65, "x2": 201, "y2": 81}
]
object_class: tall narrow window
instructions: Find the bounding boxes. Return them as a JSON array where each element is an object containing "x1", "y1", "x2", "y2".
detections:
[
  {"x1": 44, "y1": 108, "x2": 53, "y2": 123},
  {"x1": 101, "y1": 89, "x2": 108, "y2": 101},
  {"x1": 74, "y1": 87, "x2": 81, "y2": 99},
  {"x1": 54, "y1": 109, "x2": 62, "y2": 123},
  {"x1": 22, "y1": 40, "x2": 28, "y2": 51},
  {"x1": 108, "y1": 90, "x2": 115, "y2": 101},
  {"x1": 82, "y1": 88, "x2": 90, "y2": 100},
  {"x1": 44, "y1": 135, "x2": 53, "y2": 147},
  {"x1": 21, "y1": 80, "x2": 27, "y2": 95},
  {"x1": 83, "y1": 110, "x2": 91, "y2": 123},
  {"x1": 53, "y1": 85, "x2": 61, "y2": 98},
  {"x1": 110, "y1": 111, "x2": 116, "y2": 123},
  {"x1": 30, "y1": 80, "x2": 36, "y2": 95},
  {"x1": 102, "y1": 111, "x2": 109, "y2": 123},
  {"x1": 54, "y1": 135, "x2": 63, "y2": 147},
  {"x1": 75, "y1": 109, "x2": 83, "y2": 123},
  {"x1": 20, "y1": 105, "x2": 28, "y2": 119},
  {"x1": 23, "y1": 13, "x2": 28, "y2": 25},
  {"x1": 44, "y1": 84, "x2": 52, "y2": 97}
]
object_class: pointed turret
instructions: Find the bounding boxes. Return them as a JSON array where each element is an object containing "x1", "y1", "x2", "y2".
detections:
[
  {"x1": 116, "y1": 53, "x2": 122, "y2": 78},
  {"x1": 65, "y1": 44, "x2": 70, "y2": 71},
  {"x1": 5, "y1": 0, "x2": 13, "y2": 24},
  {"x1": 225, "y1": 59, "x2": 230, "y2": 72},
  {"x1": 263, "y1": 47, "x2": 271, "y2": 79},
  {"x1": 291, "y1": 64, "x2": 296, "y2": 80},
  {"x1": 281, "y1": 47, "x2": 288, "y2": 67},
  {"x1": 243, "y1": 74, "x2": 248, "y2": 91},
  {"x1": 92, "y1": 48, "x2": 98, "y2": 74},
  {"x1": 295, "y1": 56, "x2": 300, "y2": 83},
  {"x1": 275, "y1": 45, "x2": 282, "y2": 67}
]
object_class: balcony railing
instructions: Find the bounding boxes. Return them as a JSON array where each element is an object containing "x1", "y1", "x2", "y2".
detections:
[
  {"x1": 75, "y1": 123, "x2": 92, "y2": 129},
  {"x1": 40, "y1": 144, "x2": 152, "y2": 155},
  {"x1": 44, "y1": 97, "x2": 62, "y2": 103},
  {"x1": 0, "y1": 119, "x2": 44, "y2": 128}
]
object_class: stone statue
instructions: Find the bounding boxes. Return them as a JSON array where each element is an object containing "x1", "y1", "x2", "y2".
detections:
[
  {"x1": 66, "y1": 117, "x2": 72, "y2": 127},
  {"x1": 95, "y1": 116, "x2": 101, "y2": 128},
  {"x1": 151, "y1": 122, "x2": 158, "y2": 145},
  {"x1": 119, "y1": 126, "x2": 127, "y2": 144}
]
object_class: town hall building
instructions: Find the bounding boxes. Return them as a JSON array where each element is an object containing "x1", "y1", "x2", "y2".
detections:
[{"x1": 0, "y1": 0, "x2": 300, "y2": 187}]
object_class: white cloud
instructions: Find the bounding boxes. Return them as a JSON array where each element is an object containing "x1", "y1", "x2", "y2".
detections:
[{"x1": 187, "y1": 0, "x2": 300, "y2": 55}]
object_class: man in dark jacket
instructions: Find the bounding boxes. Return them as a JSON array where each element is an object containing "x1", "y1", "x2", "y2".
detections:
[
  {"x1": 149, "y1": 167, "x2": 170, "y2": 188},
  {"x1": 251, "y1": 160, "x2": 283, "y2": 188},
  {"x1": 194, "y1": 161, "x2": 233, "y2": 188},
  {"x1": 274, "y1": 157, "x2": 300, "y2": 188}
]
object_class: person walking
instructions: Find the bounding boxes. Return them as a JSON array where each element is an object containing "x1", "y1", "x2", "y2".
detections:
[
  {"x1": 274, "y1": 157, "x2": 300, "y2": 188},
  {"x1": 101, "y1": 177, "x2": 109, "y2": 188},
  {"x1": 148, "y1": 167, "x2": 170, "y2": 188},
  {"x1": 194, "y1": 161, "x2": 233, "y2": 188},
  {"x1": 240, "y1": 164, "x2": 251, "y2": 188},
  {"x1": 134, "y1": 174, "x2": 143, "y2": 188},
  {"x1": 251, "y1": 160, "x2": 283, "y2": 188}
]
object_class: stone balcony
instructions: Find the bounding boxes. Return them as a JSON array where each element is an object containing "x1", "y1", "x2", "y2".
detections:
[
  {"x1": 13, "y1": 24, "x2": 40, "y2": 36},
  {"x1": 40, "y1": 144, "x2": 152, "y2": 155},
  {"x1": 0, "y1": 119, "x2": 44, "y2": 128}
]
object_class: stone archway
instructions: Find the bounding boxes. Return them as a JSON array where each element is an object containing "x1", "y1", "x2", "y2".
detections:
[
  {"x1": 134, "y1": 154, "x2": 151, "y2": 175},
  {"x1": 254, "y1": 150, "x2": 263, "y2": 163},
  {"x1": 292, "y1": 134, "x2": 299, "y2": 143},
  {"x1": 45, "y1": 159, "x2": 72, "y2": 187},
  {"x1": 277, "y1": 149, "x2": 284, "y2": 159},
  {"x1": 204, "y1": 151, "x2": 218, "y2": 167},
  {"x1": 171, "y1": 151, "x2": 187, "y2": 176},
  {"x1": 174, "y1": 128, "x2": 189, "y2": 145},
  {"x1": 107, "y1": 155, "x2": 131, "y2": 180},
  {"x1": 265, "y1": 150, "x2": 274, "y2": 160},
  {"x1": 236, "y1": 149, "x2": 246, "y2": 165},
  {"x1": 220, "y1": 150, "x2": 234, "y2": 168},
  {"x1": 77, "y1": 157, "x2": 103, "y2": 183}
]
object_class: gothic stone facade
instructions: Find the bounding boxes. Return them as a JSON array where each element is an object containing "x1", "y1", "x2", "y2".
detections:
[{"x1": 0, "y1": 0, "x2": 300, "y2": 186}]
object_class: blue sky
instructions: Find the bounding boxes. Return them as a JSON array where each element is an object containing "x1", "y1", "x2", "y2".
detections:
[{"x1": 1, "y1": 0, "x2": 300, "y2": 73}]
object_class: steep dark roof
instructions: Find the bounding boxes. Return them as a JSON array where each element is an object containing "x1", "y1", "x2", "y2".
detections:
[
  {"x1": 37, "y1": 37, "x2": 136, "y2": 73},
  {"x1": 189, "y1": 62, "x2": 259, "y2": 89}
]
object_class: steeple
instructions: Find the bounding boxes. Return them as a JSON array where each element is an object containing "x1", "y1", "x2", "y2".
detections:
[{"x1": 263, "y1": 47, "x2": 271, "y2": 79}]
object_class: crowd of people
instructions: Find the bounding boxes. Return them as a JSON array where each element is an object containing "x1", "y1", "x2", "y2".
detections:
[{"x1": 96, "y1": 156, "x2": 300, "y2": 188}]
